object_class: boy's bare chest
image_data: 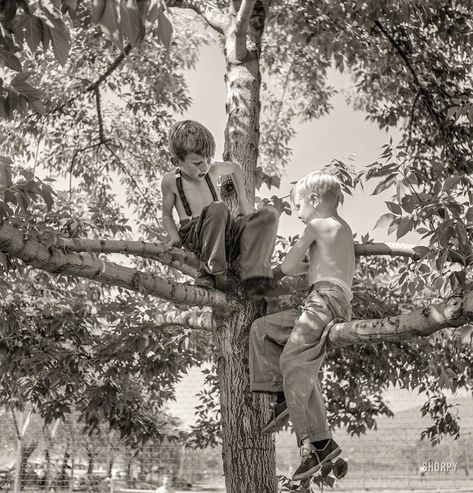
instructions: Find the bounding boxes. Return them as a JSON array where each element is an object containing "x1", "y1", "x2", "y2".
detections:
[{"x1": 174, "y1": 176, "x2": 220, "y2": 218}]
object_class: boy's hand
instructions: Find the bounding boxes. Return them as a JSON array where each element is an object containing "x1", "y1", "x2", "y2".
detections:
[{"x1": 166, "y1": 238, "x2": 182, "y2": 250}]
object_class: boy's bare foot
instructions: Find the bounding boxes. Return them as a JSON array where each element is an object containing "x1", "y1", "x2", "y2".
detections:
[
  {"x1": 262, "y1": 400, "x2": 289, "y2": 434},
  {"x1": 292, "y1": 439, "x2": 341, "y2": 481}
]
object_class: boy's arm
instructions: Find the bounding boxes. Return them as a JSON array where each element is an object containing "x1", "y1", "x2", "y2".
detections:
[
  {"x1": 161, "y1": 175, "x2": 181, "y2": 249},
  {"x1": 212, "y1": 161, "x2": 252, "y2": 215},
  {"x1": 281, "y1": 223, "x2": 317, "y2": 276}
]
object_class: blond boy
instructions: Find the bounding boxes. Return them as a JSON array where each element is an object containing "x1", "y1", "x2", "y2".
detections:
[{"x1": 249, "y1": 171, "x2": 355, "y2": 480}]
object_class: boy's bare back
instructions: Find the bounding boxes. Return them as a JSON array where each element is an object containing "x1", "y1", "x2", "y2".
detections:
[{"x1": 306, "y1": 215, "x2": 355, "y2": 289}]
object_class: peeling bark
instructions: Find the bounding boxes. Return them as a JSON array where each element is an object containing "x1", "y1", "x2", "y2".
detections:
[
  {"x1": 329, "y1": 290, "x2": 473, "y2": 346},
  {"x1": 0, "y1": 223, "x2": 226, "y2": 308}
]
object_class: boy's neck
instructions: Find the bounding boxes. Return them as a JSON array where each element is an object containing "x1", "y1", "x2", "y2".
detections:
[{"x1": 311, "y1": 205, "x2": 339, "y2": 220}]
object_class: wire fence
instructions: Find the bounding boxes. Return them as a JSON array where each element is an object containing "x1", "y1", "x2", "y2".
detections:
[{"x1": 1, "y1": 372, "x2": 472, "y2": 493}]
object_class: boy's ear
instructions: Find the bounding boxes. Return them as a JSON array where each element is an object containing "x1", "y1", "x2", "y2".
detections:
[{"x1": 309, "y1": 193, "x2": 318, "y2": 205}]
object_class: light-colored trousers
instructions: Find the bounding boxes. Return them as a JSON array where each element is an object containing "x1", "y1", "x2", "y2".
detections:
[{"x1": 250, "y1": 281, "x2": 351, "y2": 444}]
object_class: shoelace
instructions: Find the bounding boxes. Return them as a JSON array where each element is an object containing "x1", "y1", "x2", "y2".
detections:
[{"x1": 300, "y1": 445, "x2": 316, "y2": 462}]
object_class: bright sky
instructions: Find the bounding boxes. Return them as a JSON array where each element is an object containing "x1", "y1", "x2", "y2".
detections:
[{"x1": 179, "y1": 43, "x2": 421, "y2": 244}]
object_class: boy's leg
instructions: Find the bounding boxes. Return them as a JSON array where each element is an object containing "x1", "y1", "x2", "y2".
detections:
[
  {"x1": 280, "y1": 288, "x2": 350, "y2": 444},
  {"x1": 280, "y1": 287, "x2": 351, "y2": 480},
  {"x1": 249, "y1": 308, "x2": 299, "y2": 393},
  {"x1": 250, "y1": 308, "x2": 299, "y2": 434},
  {"x1": 181, "y1": 202, "x2": 231, "y2": 276},
  {"x1": 230, "y1": 206, "x2": 280, "y2": 281}
]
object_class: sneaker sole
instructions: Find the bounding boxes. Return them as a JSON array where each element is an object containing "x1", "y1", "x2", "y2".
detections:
[
  {"x1": 262, "y1": 408, "x2": 290, "y2": 434},
  {"x1": 292, "y1": 447, "x2": 342, "y2": 481}
]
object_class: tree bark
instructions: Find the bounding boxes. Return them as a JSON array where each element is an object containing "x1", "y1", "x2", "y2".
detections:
[
  {"x1": 0, "y1": 223, "x2": 227, "y2": 307},
  {"x1": 216, "y1": 3, "x2": 277, "y2": 492},
  {"x1": 329, "y1": 290, "x2": 473, "y2": 346}
]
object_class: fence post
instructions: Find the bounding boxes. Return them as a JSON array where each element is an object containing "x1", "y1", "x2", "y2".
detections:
[{"x1": 13, "y1": 438, "x2": 22, "y2": 493}]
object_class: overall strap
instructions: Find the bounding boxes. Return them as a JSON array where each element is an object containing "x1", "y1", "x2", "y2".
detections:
[
  {"x1": 175, "y1": 168, "x2": 192, "y2": 217},
  {"x1": 205, "y1": 173, "x2": 218, "y2": 201}
]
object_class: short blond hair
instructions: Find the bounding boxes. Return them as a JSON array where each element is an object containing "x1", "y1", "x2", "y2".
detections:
[
  {"x1": 168, "y1": 120, "x2": 216, "y2": 162},
  {"x1": 291, "y1": 171, "x2": 342, "y2": 207}
]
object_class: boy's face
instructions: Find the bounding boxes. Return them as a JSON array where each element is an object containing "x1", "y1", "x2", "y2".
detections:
[
  {"x1": 179, "y1": 152, "x2": 211, "y2": 181},
  {"x1": 294, "y1": 195, "x2": 318, "y2": 224}
]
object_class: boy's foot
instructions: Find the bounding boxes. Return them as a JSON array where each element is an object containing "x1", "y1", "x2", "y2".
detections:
[
  {"x1": 213, "y1": 272, "x2": 228, "y2": 291},
  {"x1": 244, "y1": 278, "x2": 279, "y2": 300},
  {"x1": 292, "y1": 440, "x2": 341, "y2": 481},
  {"x1": 194, "y1": 270, "x2": 215, "y2": 289},
  {"x1": 262, "y1": 400, "x2": 289, "y2": 434}
]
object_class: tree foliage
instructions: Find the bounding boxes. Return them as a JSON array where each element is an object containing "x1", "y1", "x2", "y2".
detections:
[{"x1": 0, "y1": 0, "x2": 472, "y2": 467}]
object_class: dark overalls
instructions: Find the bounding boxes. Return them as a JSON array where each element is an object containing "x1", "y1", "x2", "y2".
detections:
[{"x1": 176, "y1": 168, "x2": 280, "y2": 280}]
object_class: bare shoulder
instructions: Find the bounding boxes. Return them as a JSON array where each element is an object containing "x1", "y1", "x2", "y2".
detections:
[{"x1": 161, "y1": 170, "x2": 176, "y2": 192}]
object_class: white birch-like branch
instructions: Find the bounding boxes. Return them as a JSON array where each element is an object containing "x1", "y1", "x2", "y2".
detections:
[
  {"x1": 155, "y1": 310, "x2": 213, "y2": 331},
  {"x1": 328, "y1": 290, "x2": 473, "y2": 347},
  {"x1": 58, "y1": 237, "x2": 200, "y2": 277},
  {"x1": 226, "y1": 0, "x2": 257, "y2": 62},
  {"x1": 170, "y1": 0, "x2": 229, "y2": 34},
  {"x1": 0, "y1": 223, "x2": 226, "y2": 308}
]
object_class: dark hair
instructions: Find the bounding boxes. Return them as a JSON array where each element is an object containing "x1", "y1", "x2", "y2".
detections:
[{"x1": 168, "y1": 120, "x2": 216, "y2": 162}]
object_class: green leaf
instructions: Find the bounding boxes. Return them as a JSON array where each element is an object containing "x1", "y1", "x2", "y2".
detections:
[
  {"x1": 442, "y1": 175, "x2": 462, "y2": 191},
  {"x1": 0, "y1": 49, "x2": 23, "y2": 72},
  {"x1": 97, "y1": 0, "x2": 123, "y2": 48},
  {"x1": 156, "y1": 4, "x2": 172, "y2": 50},
  {"x1": 395, "y1": 215, "x2": 413, "y2": 239},
  {"x1": 386, "y1": 201, "x2": 402, "y2": 215},
  {"x1": 43, "y1": 10, "x2": 71, "y2": 66},
  {"x1": 91, "y1": 0, "x2": 107, "y2": 23},
  {"x1": 372, "y1": 173, "x2": 397, "y2": 195},
  {"x1": 466, "y1": 207, "x2": 473, "y2": 224},
  {"x1": 374, "y1": 212, "x2": 395, "y2": 229},
  {"x1": 121, "y1": 0, "x2": 144, "y2": 45},
  {"x1": 26, "y1": 16, "x2": 44, "y2": 52}
]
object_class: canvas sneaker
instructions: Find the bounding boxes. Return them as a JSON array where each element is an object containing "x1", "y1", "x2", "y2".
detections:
[{"x1": 292, "y1": 439, "x2": 341, "y2": 481}]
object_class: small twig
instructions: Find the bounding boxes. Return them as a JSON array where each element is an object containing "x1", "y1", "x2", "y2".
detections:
[
  {"x1": 104, "y1": 142, "x2": 161, "y2": 224},
  {"x1": 94, "y1": 87, "x2": 105, "y2": 143},
  {"x1": 407, "y1": 91, "x2": 421, "y2": 149},
  {"x1": 87, "y1": 43, "x2": 134, "y2": 92}
]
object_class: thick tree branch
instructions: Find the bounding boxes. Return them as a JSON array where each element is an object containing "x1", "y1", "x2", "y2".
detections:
[
  {"x1": 328, "y1": 290, "x2": 473, "y2": 347},
  {"x1": 226, "y1": 0, "x2": 257, "y2": 63},
  {"x1": 0, "y1": 223, "x2": 226, "y2": 307},
  {"x1": 169, "y1": 1, "x2": 229, "y2": 34},
  {"x1": 355, "y1": 242, "x2": 465, "y2": 265},
  {"x1": 57, "y1": 237, "x2": 200, "y2": 277},
  {"x1": 155, "y1": 310, "x2": 213, "y2": 330}
]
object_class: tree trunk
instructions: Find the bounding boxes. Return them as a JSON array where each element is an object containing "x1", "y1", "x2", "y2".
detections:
[
  {"x1": 214, "y1": 306, "x2": 277, "y2": 493},
  {"x1": 216, "y1": 5, "x2": 277, "y2": 490}
]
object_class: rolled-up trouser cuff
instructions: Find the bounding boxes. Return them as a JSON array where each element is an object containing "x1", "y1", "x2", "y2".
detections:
[
  {"x1": 250, "y1": 383, "x2": 284, "y2": 393},
  {"x1": 299, "y1": 429, "x2": 332, "y2": 446}
]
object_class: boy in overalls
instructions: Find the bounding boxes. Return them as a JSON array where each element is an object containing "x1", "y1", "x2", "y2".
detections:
[{"x1": 161, "y1": 120, "x2": 279, "y2": 297}]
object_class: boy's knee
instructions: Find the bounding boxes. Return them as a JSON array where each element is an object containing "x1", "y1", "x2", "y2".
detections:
[
  {"x1": 250, "y1": 318, "x2": 266, "y2": 340},
  {"x1": 206, "y1": 201, "x2": 229, "y2": 216},
  {"x1": 260, "y1": 205, "x2": 280, "y2": 221}
]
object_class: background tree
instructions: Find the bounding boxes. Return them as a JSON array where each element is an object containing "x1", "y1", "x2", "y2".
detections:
[{"x1": 0, "y1": 1, "x2": 472, "y2": 492}]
